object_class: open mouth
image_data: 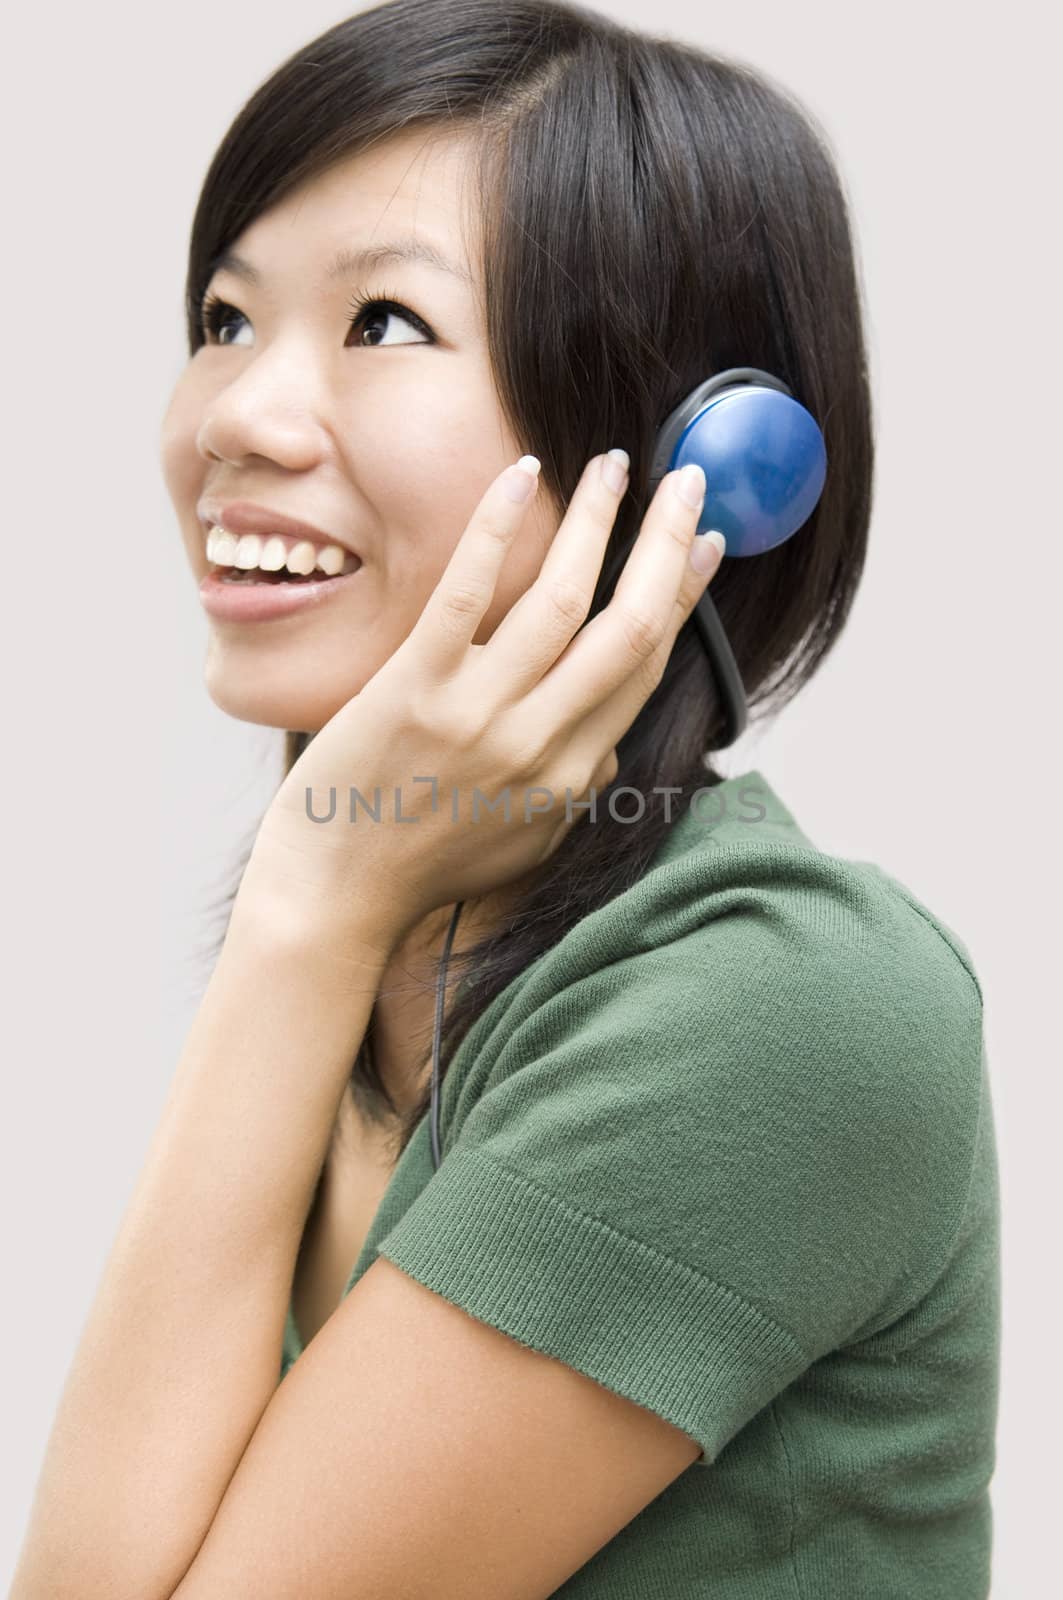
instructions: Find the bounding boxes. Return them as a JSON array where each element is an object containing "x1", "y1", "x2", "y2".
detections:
[
  {"x1": 198, "y1": 520, "x2": 367, "y2": 623},
  {"x1": 214, "y1": 564, "x2": 359, "y2": 585},
  {"x1": 204, "y1": 523, "x2": 362, "y2": 585}
]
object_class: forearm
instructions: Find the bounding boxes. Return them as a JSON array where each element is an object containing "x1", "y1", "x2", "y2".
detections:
[{"x1": 12, "y1": 858, "x2": 393, "y2": 1600}]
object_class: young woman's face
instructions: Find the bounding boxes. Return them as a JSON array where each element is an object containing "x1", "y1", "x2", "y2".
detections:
[{"x1": 160, "y1": 128, "x2": 559, "y2": 732}]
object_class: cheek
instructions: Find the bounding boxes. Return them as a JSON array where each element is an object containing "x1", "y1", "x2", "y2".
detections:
[
  {"x1": 159, "y1": 378, "x2": 200, "y2": 496},
  {"x1": 363, "y1": 481, "x2": 554, "y2": 656},
  {"x1": 159, "y1": 380, "x2": 206, "y2": 561},
  {"x1": 356, "y1": 392, "x2": 545, "y2": 624},
  {"x1": 361, "y1": 418, "x2": 499, "y2": 533},
  {"x1": 350, "y1": 354, "x2": 508, "y2": 525}
]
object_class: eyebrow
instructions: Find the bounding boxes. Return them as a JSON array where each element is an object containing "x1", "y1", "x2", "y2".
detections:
[{"x1": 208, "y1": 238, "x2": 474, "y2": 288}]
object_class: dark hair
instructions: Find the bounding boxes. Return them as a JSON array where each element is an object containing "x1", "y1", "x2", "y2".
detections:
[{"x1": 186, "y1": 0, "x2": 873, "y2": 1165}]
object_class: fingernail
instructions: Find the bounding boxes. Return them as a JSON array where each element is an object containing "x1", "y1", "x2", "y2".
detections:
[
  {"x1": 675, "y1": 462, "x2": 706, "y2": 509},
  {"x1": 689, "y1": 529, "x2": 726, "y2": 574},
  {"x1": 600, "y1": 448, "x2": 629, "y2": 493},
  {"x1": 503, "y1": 454, "x2": 541, "y2": 503}
]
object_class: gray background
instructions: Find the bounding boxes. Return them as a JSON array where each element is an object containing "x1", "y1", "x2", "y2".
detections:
[{"x1": 2, "y1": 1, "x2": 1056, "y2": 1591}]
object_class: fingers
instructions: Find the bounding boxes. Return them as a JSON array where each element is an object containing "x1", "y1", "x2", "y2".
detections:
[
  {"x1": 558, "y1": 524, "x2": 725, "y2": 804},
  {"x1": 482, "y1": 449, "x2": 632, "y2": 696},
  {"x1": 568, "y1": 544, "x2": 724, "y2": 791},
  {"x1": 523, "y1": 463, "x2": 724, "y2": 734},
  {"x1": 408, "y1": 454, "x2": 542, "y2": 677}
]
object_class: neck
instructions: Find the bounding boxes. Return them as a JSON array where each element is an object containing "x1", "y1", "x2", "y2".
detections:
[{"x1": 367, "y1": 878, "x2": 528, "y2": 1122}]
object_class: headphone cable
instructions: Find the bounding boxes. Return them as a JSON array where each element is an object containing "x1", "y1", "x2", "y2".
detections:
[{"x1": 430, "y1": 899, "x2": 465, "y2": 1171}]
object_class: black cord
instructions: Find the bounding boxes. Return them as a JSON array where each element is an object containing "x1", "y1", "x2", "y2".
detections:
[
  {"x1": 430, "y1": 900, "x2": 465, "y2": 1171},
  {"x1": 691, "y1": 587, "x2": 748, "y2": 748}
]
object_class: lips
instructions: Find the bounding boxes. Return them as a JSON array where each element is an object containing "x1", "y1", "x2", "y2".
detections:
[{"x1": 196, "y1": 497, "x2": 360, "y2": 559}]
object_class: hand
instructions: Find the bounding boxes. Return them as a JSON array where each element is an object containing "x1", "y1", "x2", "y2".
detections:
[{"x1": 250, "y1": 450, "x2": 724, "y2": 949}]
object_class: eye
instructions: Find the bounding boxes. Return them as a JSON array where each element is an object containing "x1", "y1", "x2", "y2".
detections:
[
  {"x1": 197, "y1": 290, "x2": 435, "y2": 349},
  {"x1": 345, "y1": 291, "x2": 434, "y2": 348},
  {"x1": 199, "y1": 294, "x2": 253, "y2": 348}
]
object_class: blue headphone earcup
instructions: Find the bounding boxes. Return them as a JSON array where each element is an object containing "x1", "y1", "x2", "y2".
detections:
[{"x1": 670, "y1": 387, "x2": 827, "y2": 557}]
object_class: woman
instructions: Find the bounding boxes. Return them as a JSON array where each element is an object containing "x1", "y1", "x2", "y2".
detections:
[{"x1": 13, "y1": 1, "x2": 999, "y2": 1595}]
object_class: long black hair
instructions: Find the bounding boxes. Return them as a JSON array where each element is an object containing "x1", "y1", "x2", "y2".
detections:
[{"x1": 185, "y1": 0, "x2": 874, "y2": 1164}]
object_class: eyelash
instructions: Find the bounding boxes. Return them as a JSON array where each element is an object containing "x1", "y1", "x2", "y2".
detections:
[{"x1": 198, "y1": 286, "x2": 435, "y2": 345}]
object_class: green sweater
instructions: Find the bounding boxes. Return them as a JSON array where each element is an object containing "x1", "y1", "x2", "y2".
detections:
[{"x1": 281, "y1": 769, "x2": 999, "y2": 1596}]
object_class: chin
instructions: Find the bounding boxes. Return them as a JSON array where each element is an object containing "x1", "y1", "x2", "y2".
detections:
[{"x1": 202, "y1": 645, "x2": 362, "y2": 734}]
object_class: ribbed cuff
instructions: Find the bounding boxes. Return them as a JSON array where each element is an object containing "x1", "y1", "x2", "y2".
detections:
[{"x1": 374, "y1": 1144, "x2": 807, "y2": 1465}]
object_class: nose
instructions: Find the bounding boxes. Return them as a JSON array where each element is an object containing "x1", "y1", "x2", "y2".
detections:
[{"x1": 197, "y1": 342, "x2": 330, "y2": 470}]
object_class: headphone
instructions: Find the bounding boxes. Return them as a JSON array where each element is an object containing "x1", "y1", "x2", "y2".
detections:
[{"x1": 421, "y1": 366, "x2": 828, "y2": 1170}]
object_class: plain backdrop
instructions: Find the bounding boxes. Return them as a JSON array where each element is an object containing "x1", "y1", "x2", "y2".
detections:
[{"x1": 2, "y1": 1, "x2": 1057, "y2": 1592}]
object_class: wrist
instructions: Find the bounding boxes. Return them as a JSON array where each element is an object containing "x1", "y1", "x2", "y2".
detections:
[{"x1": 229, "y1": 834, "x2": 402, "y2": 975}]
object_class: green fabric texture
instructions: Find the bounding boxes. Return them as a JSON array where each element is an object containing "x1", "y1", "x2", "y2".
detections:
[{"x1": 280, "y1": 769, "x2": 999, "y2": 1597}]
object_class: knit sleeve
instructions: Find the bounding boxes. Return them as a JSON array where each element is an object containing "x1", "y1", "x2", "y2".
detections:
[{"x1": 372, "y1": 854, "x2": 986, "y2": 1466}]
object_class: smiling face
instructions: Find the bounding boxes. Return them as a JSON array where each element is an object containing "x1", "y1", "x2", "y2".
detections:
[{"x1": 160, "y1": 127, "x2": 559, "y2": 732}]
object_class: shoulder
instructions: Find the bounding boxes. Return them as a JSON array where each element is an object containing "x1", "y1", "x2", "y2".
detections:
[
  {"x1": 493, "y1": 822, "x2": 985, "y2": 1243},
  {"x1": 457, "y1": 773, "x2": 984, "y2": 1101},
  {"x1": 539, "y1": 817, "x2": 984, "y2": 1083}
]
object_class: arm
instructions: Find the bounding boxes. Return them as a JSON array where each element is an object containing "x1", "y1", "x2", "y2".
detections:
[
  {"x1": 10, "y1": 855, "x2": 393, "y2": 1600},
  {"x1": 11, "y1": 455, "x2": 721, "y2": 1598},
  {"x1": 10, "y1": 845, "x2": 704, "y2": 1600}
]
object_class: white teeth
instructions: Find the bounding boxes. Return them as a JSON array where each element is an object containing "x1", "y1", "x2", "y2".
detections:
[
  {"x1": 210, "y1": 528, "x2": 240, "y2": 566},
  {"x1": 205, "y1": 524, "x2": 360, "y2": 577},
  {"x1": 315, "y1": 545, "x2": 346, "y2": 577},
  {"x1": 286, "y1": 540, "x2": 317, "y2": 576},
  {"x1": 259, "y1": 536, "x2": 288, "y2": 572}
]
